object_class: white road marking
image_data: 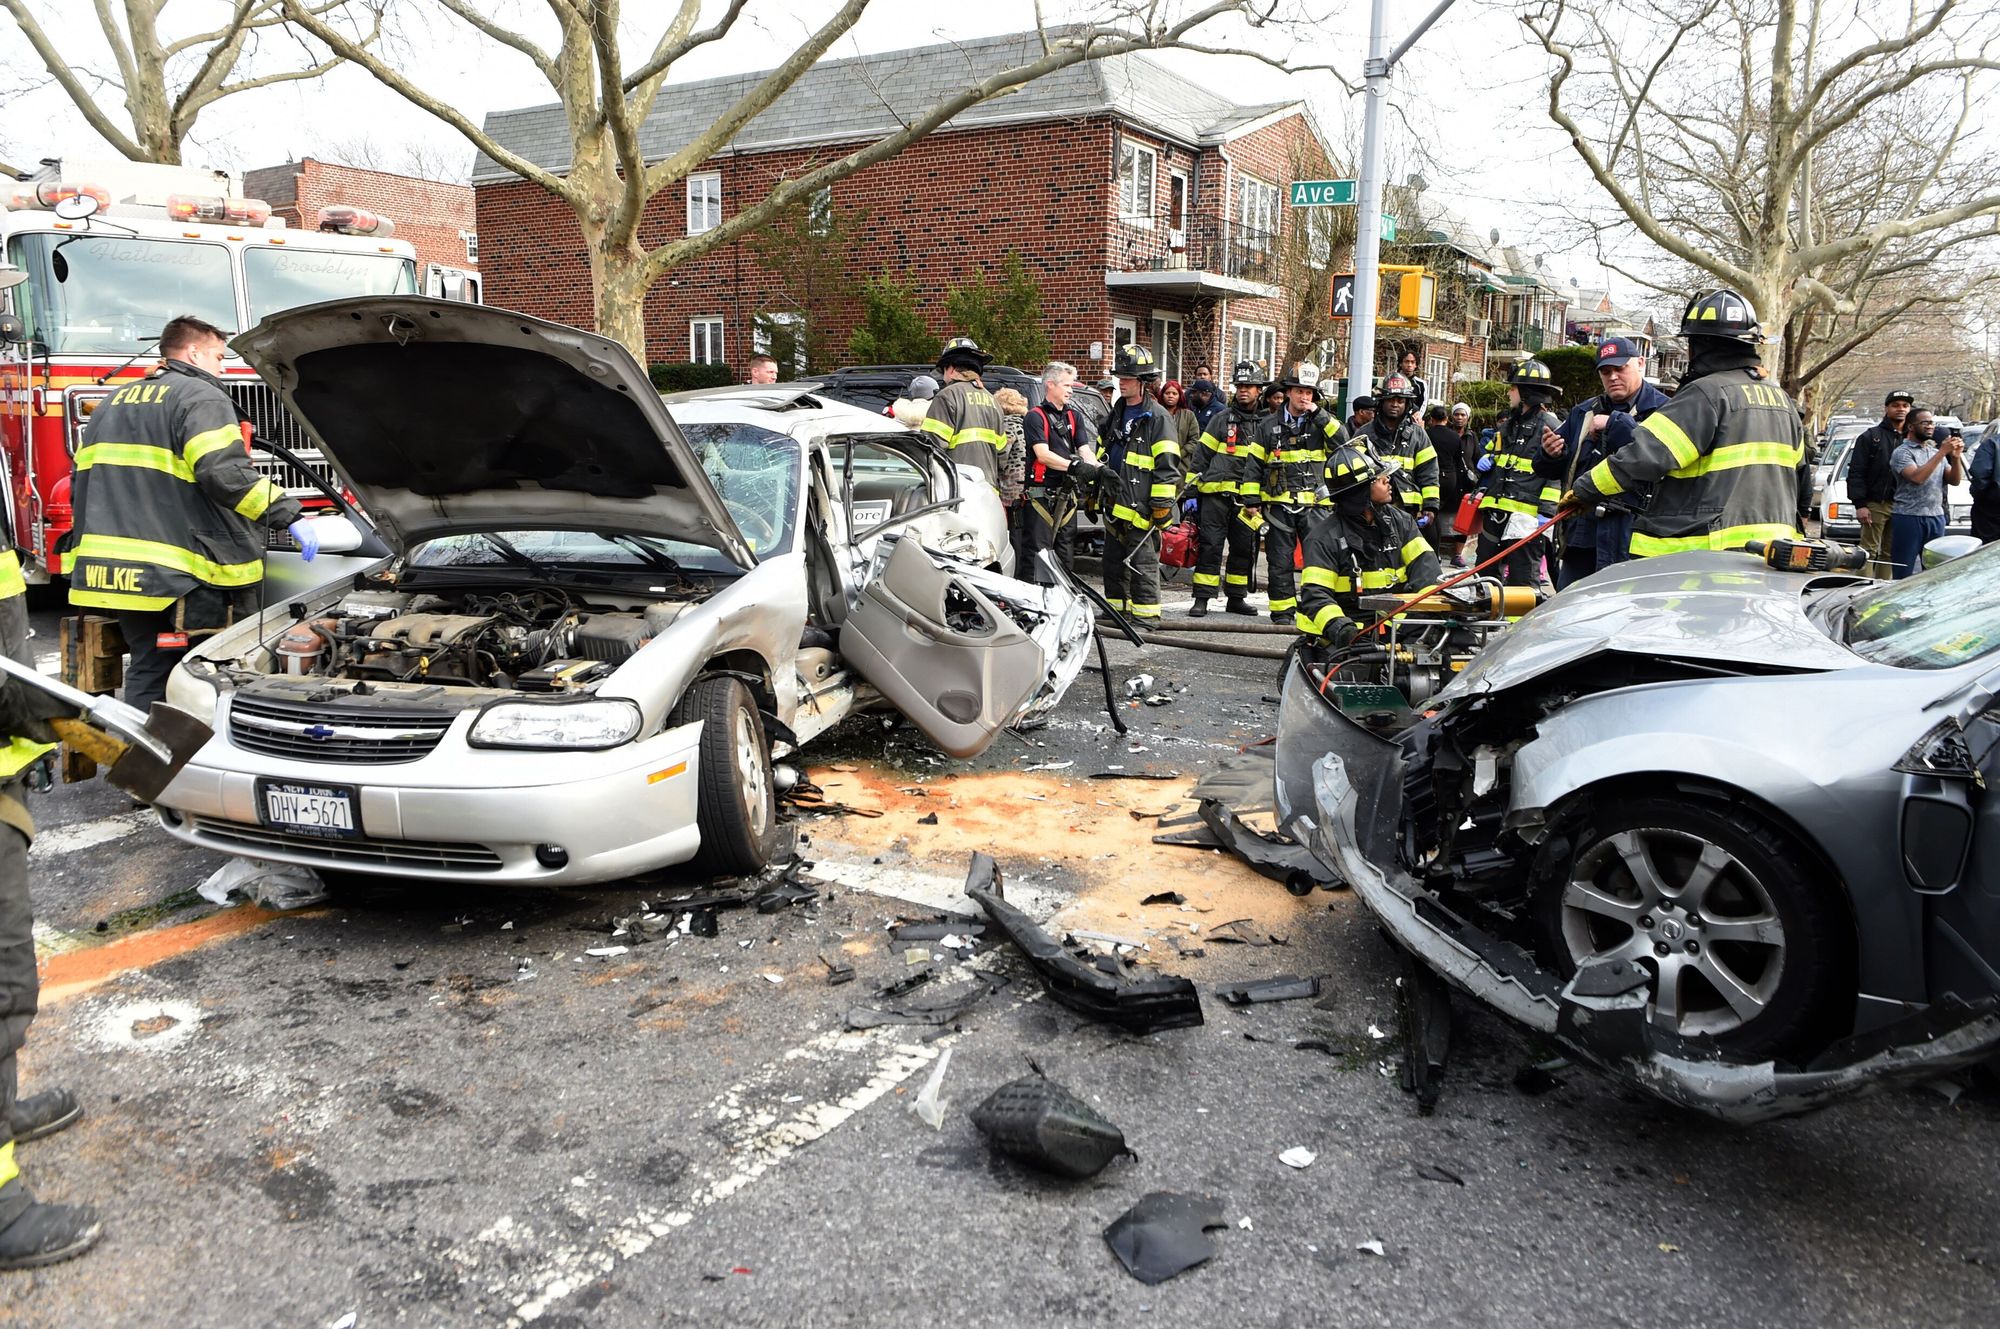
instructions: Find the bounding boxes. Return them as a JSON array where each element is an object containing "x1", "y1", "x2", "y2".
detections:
[
  {"x1": 813, "y1": 856, "x2": 1069, "y2": 921},
  {"x1": 29, "y1": 809, "x2": 155, "y2": 862},
  {"x1": 35, "y1": 650, "x2": 59, "y2": 676}
]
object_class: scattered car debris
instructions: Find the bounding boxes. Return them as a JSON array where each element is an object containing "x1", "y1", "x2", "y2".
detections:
[
  {"x1": 1140, "y1": 891, "x2": 1187, "y2": 907},
  {"x1": 909, "y1": 1047, "x2": 954, "y2": 1129},
  {"x1": 1398, "y1": 957, "x2": 1453, "y2": 1116},
  {"x1": 965, "y1": 853, "x2": 1203, "y2": 1035},
  {"x1": 782, "y1": 778, "x2": 883, "y2": 817},
  {"x1": 1092, "y1": 770, "x2": 1184, "y2": 781},
  {"x1": 916, "y1": 811, "x2": 940, "y2": 825},
  {"x1": 1216, "y1": 976, "x2": 1322, "y2": 1006},
  {"x1": 819, "y1": 955, "x2": 856, "y2": 986},
  {"x1": 1124, "y1": 673, "x2": 1156, "y2": 697},
  {"x1": 195, "y1": 857, "x2": 329, "y2": 911},
  {"x1": 1205, "y1": 919, "x2": 1287, "y2": 947},
  {"x1": 845, "y1": 979, "x2": 992, "y2": 1030},
  {"x1": 1356, "y1": 1240, "x2": 1387, "y2": 1258},
  {"x1": 584, "y1": 946, "x2": 629, "y2": 959},
  {"x1": 1278, "y1": 1146, "x2": 1316, "y2": 1169},
  {"x1": 1143, "y1": 695, "x2": 1173, "y2": 707},
  {"x1": 893, "y1": 920, "x2": 985, "y2": 944},
  {"x1": 1103, "y1": 1192, "x2": 1227, "y2": 1285},
  {"x1": 1413, "y1": 1161, "x2": 1465, "y2": 1186},
  {"x1": 1023, "y1": 760, "x2": 1075, "y2": 772},
  {"x1": 968, "y1": 1074, "x2": 1132, "y2": 1179}
]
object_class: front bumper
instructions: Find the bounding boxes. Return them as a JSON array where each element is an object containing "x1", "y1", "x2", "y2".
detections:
[
  {"x1": 1274, "y1": 659, "x2": 2000, "y2": 1123},
  {"x1": 156, "y1": 703, "x2": 704, "y2": 886}
]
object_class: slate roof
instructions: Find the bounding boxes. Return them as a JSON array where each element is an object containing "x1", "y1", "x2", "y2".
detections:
[{"x1": 473, "y1": 30, "x2": 1298, "y2": 183}]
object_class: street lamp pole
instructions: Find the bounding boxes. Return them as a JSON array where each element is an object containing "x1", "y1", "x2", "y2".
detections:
[{"x1": 1344, "y1": 0, "x2": 1459, "y2": 406}]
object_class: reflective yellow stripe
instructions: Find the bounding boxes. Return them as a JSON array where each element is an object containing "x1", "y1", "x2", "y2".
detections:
[
  {"x1": 183, "y1": 423, "x2": 245, "y2": 465},
  {"x1": 1642, "y1": 413, "x2": 1700, "y2": 469},
  {"x1": 1492, "y1": 454, "x2": 1537, "y2": 472},
  {"x1": 1297, "y1": 603, "x2": 1345, "y2": 635},
  {"x1": 0, "y1": 1140, "x2": 15, "y2": 1190},
  {"x1": 1420, "y1": 484, "x2": 1440, "y2": 502},
  {"x1": 68, "y1": 586, "x2": 178, "y2": 611},
  {"x1": 1124, "y1": 453, "x2": 1156, "y2": 472},
  {"x1": 1223, "y1": 572, "x2": 1249, "y2": 587},
  {"x1": 0, "y1": 551, "x2": 25, "y2": 601},
  {"x1": 1273, "y1": 449, "x2": 1323, "y2": 463},
  {"x1": 0, "y1": 733, "x2": 52, "y2": 778},
  {"x1": 920, "y1": 417, "x2": 955, "y2": 443},
  {"x1": 1630, "y1": 522, "x2": 1797, "y2": 556},
  {"x1": 1673, "y1": 440, "x2": 1804, "y2": 479},
  {"x1": 1481, "y1": 494, "x2": 1545, "y2": 516},
  {"x1": 1155, "y1": 440, "x2": 1183, "y2": 457},
  {"x1": 1538, "y1": 485, "x2": 1561, "y2": 505},
  {"x1": 1192, "y1": 572, "x2": 1221, "y2": 588},
  {"x1": 1109, "y1": 503, "x2": 1151, "y2": 531},
  {"x1": 1267, "y1": 596, "x2": 1297, "y2": 612},
  {"x1": 1358, "y1": 567, "x2": 1403, "y2": 589},
  {"x1": 1399, "y1": 536, "x2": 1430, "y2": 564},
  {"x1": 1586, "y1": 458, "x2": 1625, "y2": 497},
  {"x1": 1413, "y1": 444, "x2": 1437, "y2": 465},
  {"x1": 71, "y1": 533, "x2": 263, "y2": 586},
  {"x1": 949, "y1": 427, "x2": 1004, "y2": 448},
  {"x1": 74, "y1": 442, "x2": 195, "y2": 482},
  {"x1": 1198, "y1": 479, "x2": 1239, "y2": 493},
  {"x1": 234, "y1": 477, "x2": 281, "y2": 520},
  {"x1": 1127, "y1": 602, "x2": 1162, "y2": 619}
]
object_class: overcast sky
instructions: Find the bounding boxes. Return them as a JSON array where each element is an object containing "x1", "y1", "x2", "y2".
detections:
[{"x1": 0, "y1": 0, "x2": 1659, "y2": 305}]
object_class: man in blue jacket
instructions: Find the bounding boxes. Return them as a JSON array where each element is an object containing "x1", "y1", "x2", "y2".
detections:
[{"x1": 1537, "y1": 336, "x2": 1670, "y2": 587}]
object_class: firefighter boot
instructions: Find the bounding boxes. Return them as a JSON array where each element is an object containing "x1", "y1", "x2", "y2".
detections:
[
  {"x1": 1188, "y1": 598, "x2": 1210, "y2": 618},
  {"x1": 10, "y1": 1089, "x2": 81, "y2": 1145},
  {"x1": 0, "y1": 1195, "x2": 104, "y2": 1271},
  {"x1": 1224, "y1": 597, "x2": 1256, "y2": 616}
]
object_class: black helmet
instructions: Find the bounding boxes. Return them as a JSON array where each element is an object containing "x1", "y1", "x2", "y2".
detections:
[
  {"x1": 1324, "y1": 443, "x2": 1398, "y2": 500},
  {"x1": 937, "y1": 336, "x2": 994, "y2": 372},
  {"x1": 1278, "y1": 360, "x2": 1324, "y2": 394},
  {"x1": 1679, "y1": 288, "x2": 1763, "y2": 343},
  {"x1": 1112, "y1": 343, "x2": 1160, "y2": 379},
  {"x1": 1509, "y1": 359, "x2": 1556, "y2": 390},
  {"x1": 1230, "y1": 359, "x2": 1266, "y2": 387},
  {"x1": 1376, "y1": 374, "x2": 1415, "y2": 402}
]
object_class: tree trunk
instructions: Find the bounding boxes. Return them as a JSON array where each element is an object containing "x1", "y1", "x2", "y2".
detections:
[{"x1": 590, "y1": 237, "x2": 654, "y2": 366}]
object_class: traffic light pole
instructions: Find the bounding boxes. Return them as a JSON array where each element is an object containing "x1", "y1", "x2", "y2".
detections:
[{"x1": 1345, "y1": 0, "x2": 1459, "y2": 408}]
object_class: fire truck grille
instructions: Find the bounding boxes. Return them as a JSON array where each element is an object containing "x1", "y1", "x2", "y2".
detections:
[{"x1": 227, "y1": 379, "x2": 340, "y2": 495}]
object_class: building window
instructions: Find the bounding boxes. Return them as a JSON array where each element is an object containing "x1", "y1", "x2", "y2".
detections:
[
  {"x1": 807, "y1": 186, "x2": 833, "y2": 236},
  {"x1": 1234, "y1": 322, "x2": 1276, "y2": 376},
  {"x1": 1167, "y1": 171, "x2": 1188, "y2": 231},
  {"x1": 690, "y1": 317, "x2": 725, "y2": 365},
  {"x1": 1118, "y1": 142, "x2": 1157, "y2": 225},
  {"x1": 460, "y1": 229, "x2": 478, "y2": 263},
  {"x1": 754, "y1": 311, "x2": 807, "y2": 375},
  {"x1": 687, "y1": 172, "x2": 722, "y2": 235},
  {"x1": 1149, "y1": 312, "x2": 1184, "y2": 382},
  {"x1": 1239, "y1": 177, "x2": 1278, "y2": 251},
  {"x1": 1428, "y1": 355, "x2": 1451, "y2": 389}
]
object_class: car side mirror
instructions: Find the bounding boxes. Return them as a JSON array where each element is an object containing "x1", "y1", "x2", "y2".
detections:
[{"x1": 309, "y1": 514, "x2": 366, "y2": 554}]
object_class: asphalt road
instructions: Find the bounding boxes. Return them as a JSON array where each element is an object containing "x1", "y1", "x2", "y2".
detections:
[{"x1": 6, "y1": 585, "x2": 1997, "y2": 1328}]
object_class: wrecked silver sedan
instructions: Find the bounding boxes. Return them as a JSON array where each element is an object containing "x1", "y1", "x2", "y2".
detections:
[
  {"x1": 156, "y1": 298, "x2": 1092, "y2": 885},
  {"x1": 1277, "y1": 544, "x2": 2000, "y2": 1121}
]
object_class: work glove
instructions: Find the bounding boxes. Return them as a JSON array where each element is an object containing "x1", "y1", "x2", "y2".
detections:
[
  {"x1": 1182, "y1": 496, "x2": 1200, "y2": 519},
  {"x1": 1237, "y1": 506, "x2": 1266, "y2": 534},
  {"x1": 1150, "y1": 504, "x2": 1174, "y2": 526},
  {"x1": 1554, "y1": 490, "x2": 1591, "y2": 518},
  {"x1": 1475, "y1": 454, "x2": 1494, "y2": 474},
  {"x1": 1417, "y1": 510, "x2": 1433, "y2": 528},
  {"x1": 289, "y1": 519, "x2": 321, "y2": 562},
  {"x1": 1328, "y1": 617, "x2": 1362, "y2": 647},
  {"x1": 1070, "y1": 458, "x2": 1104, "y2": 485}
]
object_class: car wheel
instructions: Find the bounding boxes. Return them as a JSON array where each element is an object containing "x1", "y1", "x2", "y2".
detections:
[
  {"x1": 1537, "y1": 795, "x2": 1849, "y2": 1059},
  {"x1": 676, "y1": 675, "x2": 783, "y2": 876}
]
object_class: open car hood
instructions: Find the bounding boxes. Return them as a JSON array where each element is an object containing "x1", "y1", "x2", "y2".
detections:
[
  {"x1": 231, "y1": 297, "x2": 755, "y2": 567},
  {"x1": 1437, "y1": 550, "x2": 1859, "y2": 700}
]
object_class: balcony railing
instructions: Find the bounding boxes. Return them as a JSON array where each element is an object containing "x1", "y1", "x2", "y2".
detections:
[
  {"x1": 1115, "y1": 215, "x2": 1280, "y2": 286},
  {"x1": 1491, "y1": 322, "x2": 1546, "y2": 352}
]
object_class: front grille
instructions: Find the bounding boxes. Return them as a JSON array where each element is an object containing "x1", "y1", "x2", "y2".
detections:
[
  {"x1": 228, "y1": 694, "x2": 454, "y2": 764},
  {"x1": 226, "y1": 379, "x2": 340, "y2": 494},
  {"x1": 187, "y1": 816, "x2": 503, "y2": 872}
]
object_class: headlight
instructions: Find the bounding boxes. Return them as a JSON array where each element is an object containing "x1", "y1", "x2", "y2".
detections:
[{"x1": 468, "y1": 698, "x2": 642, "y2": 750}]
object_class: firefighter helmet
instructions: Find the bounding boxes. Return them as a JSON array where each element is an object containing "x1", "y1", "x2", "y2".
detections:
[
  {"x1": 1679, "y1": 288, "x2": 1764, "y2": 343},
  {"x1": 1278, "y1": 360, "x2": 1323, "y2": 394},
  {"x1": 1509, "y1": 359, "x2": 1556, "y2": 389},
  {"x1": 1376, "y1": 373, "x2": 1415, "y2": 402},
  {"x1": 1230, "y1": 358, "x2": 1266, "y2": 387},
  {"x1": 1324, "y1": 443, "x2": 1399, "y2": 499},
  {"x1": 1112, "y1": 343, "x2": 1160, "y2": 379},
  {"x1": 936, "y1": 336, "x2": 994, "y2": 372}
]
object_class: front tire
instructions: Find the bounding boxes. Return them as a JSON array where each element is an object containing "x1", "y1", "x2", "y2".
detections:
[
  {"x1": 1536, "y1": 795, "x2": 1850, "y2": 1060},
  {"x1": 675, "y1": 676, "x2": 783, "y2": 876}
]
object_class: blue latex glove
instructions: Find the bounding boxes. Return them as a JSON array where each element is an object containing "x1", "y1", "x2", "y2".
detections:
[
  {"x1": 1475, "y1": 454, "x2": 1494, "y2": 474},
  {"x1": 1417, "y1": 511, "x2": 1432, "y2": 528},
  {"x1": 289, "y1": 519, "x2": 320, "y2": 561},
  {"x1": 1182, "y1": 497, "x2": 1199, "y2": 518}
]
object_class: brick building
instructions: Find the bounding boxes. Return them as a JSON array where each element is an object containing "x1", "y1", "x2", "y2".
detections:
[
  {"x1": 243, "y1": 157, "x2": 480, "y2": 299},
  {"x1": 472, "y1": 32, "x2": 1334, "y2": 382}
]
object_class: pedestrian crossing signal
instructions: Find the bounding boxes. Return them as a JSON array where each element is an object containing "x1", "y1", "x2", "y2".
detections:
[{"x1": 1331, "y1": 273, "x2": 1356, "y2": 318}]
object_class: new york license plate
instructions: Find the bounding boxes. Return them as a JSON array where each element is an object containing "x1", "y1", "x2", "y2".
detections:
[{"x1": 258, "y1": 780, "x2": 360, "y2": 839}]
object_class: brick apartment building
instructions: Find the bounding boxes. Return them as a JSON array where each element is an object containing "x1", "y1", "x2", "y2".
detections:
[
  {"x1": 472, "y1": 32, "x2": 1335, "y2": 382},
  {"x1": 243, "y1": 157, "x2": 480, "y2": 299}
]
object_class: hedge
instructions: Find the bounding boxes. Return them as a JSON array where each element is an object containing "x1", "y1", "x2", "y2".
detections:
[{"x1": 648, "y1": 362, "x2": 736, "y2": 392}]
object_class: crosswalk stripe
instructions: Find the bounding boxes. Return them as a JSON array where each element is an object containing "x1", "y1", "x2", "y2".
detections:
[{"x1": 29, "y1": 809, "x2": 154, "y2": 862}]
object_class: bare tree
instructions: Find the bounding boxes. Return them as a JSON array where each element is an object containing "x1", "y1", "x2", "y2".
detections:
[
  {"x1": 313, "y1": 131, "x2": 473, "y2": 183},
  {"x1": 0, "y1": 0, "x2": 380, "y2": 166},
  {"x1": 282, "y1": 0, "x2": 1332, "y2": 359},
  {"x1": 1523, "y1": 0, "x2": 2000, "y2": 397}
]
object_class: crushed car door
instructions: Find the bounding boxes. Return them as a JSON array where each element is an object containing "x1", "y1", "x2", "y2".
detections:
[
  {"x1": 1917, "y1": 664, "x2": 2000, "y2": 1004},
  {"x1": 839, "y1": 534, "x2": 1051, "y2": 758}
]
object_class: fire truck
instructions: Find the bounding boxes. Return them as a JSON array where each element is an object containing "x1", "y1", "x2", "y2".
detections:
[{"x1": 0, "y1": 159, "x2": 419, "y2": 581}]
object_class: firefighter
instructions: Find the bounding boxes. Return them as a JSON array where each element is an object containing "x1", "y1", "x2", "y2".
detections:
[
  {"x1": 1185, "y1": 360, "x2": 1268, "y2": 617},
  {"x1": 1296, "y1": 447, "x2": 1440, "y2": 647},
  {"x1": 1349, "y1": 373, "x2": 1440, "y2": 526},
  {"x1": 1242, "y1": 361, "x2": 1335, "y2": 624},
  {"x1": 0, "y1": 542, "x2": 100, "y2": 1269},
  {"x1": 1095, "y1": 345, "x2": 1183, "y2": 620},
  {"x1": 1016, "y1": 361, "x2": 1103, "y2": 584},
  {"x1": 1565, "y1": 289, "x2": 1811, "y2": 555},
  {"x1": 919, "y1": 337, "x2": 1007, "y2": 486},
  {"x1": 1475, "y1": 359, "x2": 1565, "y2": 587},
  {"x1": 64, "y1": 316, "x2": 322, "y2": 712}
]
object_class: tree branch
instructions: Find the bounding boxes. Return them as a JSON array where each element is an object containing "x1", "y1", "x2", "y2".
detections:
[
  {"x1": 621, "y1": 0, "x2": 751, "y2": 97},
  {"x1": 1, "y1": 0, "x2": 144, "y2": 157},
  {"x1": 436, "y1": 0, "x2": 556, "y2": 82}
]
